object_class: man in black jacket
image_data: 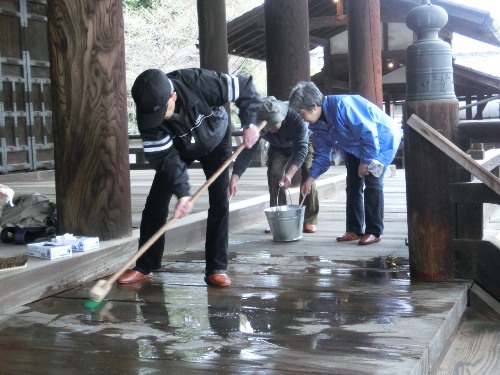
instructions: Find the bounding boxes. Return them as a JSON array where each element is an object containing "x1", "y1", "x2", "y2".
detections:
[
  {"x1": 228, "y1": 96, "x2": 319, "y2": 233},
  {"x1": 118, "y1": 68, "x2": 261, "y2": 287}
]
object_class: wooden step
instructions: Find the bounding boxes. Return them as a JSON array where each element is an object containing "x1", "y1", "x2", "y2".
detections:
[{"x1": 431, "y1": 284, "x2": 500, "y2": 375}]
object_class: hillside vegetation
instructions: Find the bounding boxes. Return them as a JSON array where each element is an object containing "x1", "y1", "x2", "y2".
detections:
[{"x1": 124, "y1": 0, "x2": 267, "y2": 130}]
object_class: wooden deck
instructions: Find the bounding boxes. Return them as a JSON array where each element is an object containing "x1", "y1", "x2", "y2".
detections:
[
  {"x1": 0, "y1": 166, "x2": 347, "y2": 312},
  {"x1": 0, "y1": 167, "x2": 498, "y2": 374}
]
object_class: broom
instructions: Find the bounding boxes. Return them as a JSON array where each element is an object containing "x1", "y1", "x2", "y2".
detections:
[{"x1": 85, "y1": 121, "x2": 266, "y2": 310}]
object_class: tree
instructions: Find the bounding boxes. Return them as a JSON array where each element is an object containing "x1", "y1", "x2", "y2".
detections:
[{"x1": 124, "y1": 0, "x2": 266, "y2": 131}]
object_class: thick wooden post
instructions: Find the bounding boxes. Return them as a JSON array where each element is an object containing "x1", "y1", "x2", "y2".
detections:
[
  {"x1": 404, "y1": 2, "x2": 458, "y2": 281},
  {"x1": 264, "y1": 0, "x2": 310, "y2": 99},
  {"x1": 47, "y1": 0, "x2": 132, "y2": 240},
  {"x1": 404, "y1": 102, "x2": 458, "y2": 280},
  {"x1": 346, "y1": 0, "x2": 383, "y2": 107},
  {"x1": 197, "y1": 0, "x2": 233, "y2": 130},
  {"x1": 197, "y1": 0, "x2": 228, "y2": 73}
]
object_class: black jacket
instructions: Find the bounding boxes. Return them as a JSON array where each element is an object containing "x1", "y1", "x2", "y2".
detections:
[
  {"x1": 139, "y1": 68, "x2": 261, "y2": 198},
  {"x1": 232, "y1": 109, "x2": 311, "y2": 177}
]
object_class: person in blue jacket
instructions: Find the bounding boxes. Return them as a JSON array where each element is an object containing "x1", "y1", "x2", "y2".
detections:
[{"x1": 289, "y1": 81, "x2": 402, "y2": 245}]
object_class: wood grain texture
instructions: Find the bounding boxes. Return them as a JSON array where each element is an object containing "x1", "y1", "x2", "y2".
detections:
[
  {"x1": 433, "y1": 315, "x2": 500, "y2": 375},
  {"x1": 0, "y1": 168, "x2": 482, "y2": 375},
  {"x1": 197, "y1": 0, "x2": 229, "y2": 72},
  {"x1": 347, "y1": 0, "x2": 383, "y2": 107},
  {"x1": 404, "y1": 101, "x2": 459, "y2": 281},
  {"x1": 47, "y1": 0, "x2": 131, "y2": 240},
  {"x1": 264, "y1": 0, "x2": 310, "y2": 99}
]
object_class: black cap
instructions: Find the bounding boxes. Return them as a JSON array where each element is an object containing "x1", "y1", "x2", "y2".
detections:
[{"x1": 131, "y1": 69, "x2": 173, "y2": 130}]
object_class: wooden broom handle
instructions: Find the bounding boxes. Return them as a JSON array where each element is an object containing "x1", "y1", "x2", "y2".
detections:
[{"x1": 106, "y1": 120, "x2": 267, "y2": 285}]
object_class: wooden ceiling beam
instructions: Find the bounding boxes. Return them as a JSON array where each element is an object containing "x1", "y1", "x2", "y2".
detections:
[
  {"x1": 309, "y1": 15, "x2": 347, "y2": 30},
  {"x1": 309, "y1": 35, "x2": 329, "y2": 47}
]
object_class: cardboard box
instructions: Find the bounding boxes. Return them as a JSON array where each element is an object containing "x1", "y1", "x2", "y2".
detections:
[
  {"x1": 27, "y1": 242, "x2": 72, "y2": 260},
  {"x1": 53, "y1": 236, "x2": 100, "y2": 252}
]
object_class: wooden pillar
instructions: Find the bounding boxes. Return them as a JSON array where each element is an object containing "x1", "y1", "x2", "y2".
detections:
[
  {"x1": 404, "y1": 101, "x2": 458, "y2": 280},
  {"x1": 323, "y1": 42, "x2": 332, "y2": 79},
  {"x1": 197, "y1": 0, "x2": 233, "y2": 131},
  {"x1": 474, "y1": 95, "x2": 486, "y2": 120},
  {"x1": 465, "y1": 94, "x2": 472, "y2": 120},
  {"x1": 346, "y1": 0, "x2": 383, "y2": 107},
  {"x1": 264, "y1": 0, "x2": 310, "y2": 99},
  {"x1": 197, "y1": 0, "x2": 228, "y2": 73},
  {"x1": 384, "y1": 93, "x2": 392, "y2": 116},
  {"x1": 404, "y1": 1, "x2": 458, "y2": 281},
  {"x1": 47, "y1": 0, "x2": 132, "y2": 240}
]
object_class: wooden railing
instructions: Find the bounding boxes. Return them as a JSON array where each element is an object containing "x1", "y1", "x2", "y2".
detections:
[
  {"x1": 456, "y1": 119, "x2": 500, "y2": 159},
  {"x1": 407, "y1": 114, "x2": 500, "y2": 300},
  {"x1": 452, "y1": 118, "x2": 500, "y2": 300},
  {"x1": 453, "y1": 118, "x2": 500, "y2": 239}
]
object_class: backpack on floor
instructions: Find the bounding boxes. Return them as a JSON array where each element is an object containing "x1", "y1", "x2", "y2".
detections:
[{"x1": 0, "y1": 193, "x2": 57, "y2": 245}]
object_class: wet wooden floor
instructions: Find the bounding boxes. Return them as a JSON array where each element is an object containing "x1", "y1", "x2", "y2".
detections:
[
  {"x1": 0, "y1": 167, "x2": 347, "y2": 313},
  {"x1": 0, "y1": 168, "x2": 493, "y2": 374}
]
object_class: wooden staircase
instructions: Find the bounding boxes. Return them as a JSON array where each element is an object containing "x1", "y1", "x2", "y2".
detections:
[{"x1": 431, "y1": 284, "x2": 500, "y2": 374}]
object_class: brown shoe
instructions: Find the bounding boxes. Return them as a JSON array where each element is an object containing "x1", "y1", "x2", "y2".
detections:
[
  {"x1": 336, "y1": 232, "x2": 361, "y2": 241},
  {"x1": 303, "y1": 224, "x2": 317, "y2": 233},
  {"x1": 358, "y1": 234, "x2": 381, "y2": 245},
  {"x1": 204, "y1": 273, "x2": 231, "y2": 287},
  {"x1": 117, "y1": 269, "x2": 153, "y2": 284}
]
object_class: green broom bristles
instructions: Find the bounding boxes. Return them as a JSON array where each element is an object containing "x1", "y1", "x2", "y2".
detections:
[
  {"x1": 83, "y1": 299, "x2": 107, "y2": 312},
  {"x1": 0, "y1": 254, "x2": 28, "y2": 272}
]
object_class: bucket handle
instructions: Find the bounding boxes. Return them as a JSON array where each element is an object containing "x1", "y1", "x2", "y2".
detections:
[
  {"x1": 299, "y1": 194, "x2": 306, "y2": 207},
  {"x1": 276, "y1": 186, "x2": 294, "y2": 210}
]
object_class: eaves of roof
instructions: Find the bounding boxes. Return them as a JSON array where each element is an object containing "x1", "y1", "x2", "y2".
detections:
[{"x1": 227, "y1": 0, "x2": 500, "y2": 61}]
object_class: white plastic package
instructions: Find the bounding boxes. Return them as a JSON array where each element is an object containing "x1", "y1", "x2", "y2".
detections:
[
  {"x1": 368, "y1": 160, "x2": 385, "y2": 178},
  {"x1": 0, "y1": 185, "x2": 15, "y2": 206}
]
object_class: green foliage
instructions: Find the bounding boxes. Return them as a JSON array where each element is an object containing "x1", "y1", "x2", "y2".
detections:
[{"x1": 124, "y1": 0, "x2": 153, "y2": 10}]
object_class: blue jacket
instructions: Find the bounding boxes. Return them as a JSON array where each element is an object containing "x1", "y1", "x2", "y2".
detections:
[{"x1": 309, "y1": 95, "x2": 402, "y2": 179}]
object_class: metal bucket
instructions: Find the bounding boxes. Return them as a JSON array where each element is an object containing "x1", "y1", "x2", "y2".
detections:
[{"x1": 264, "y1": 189, "x2": 305, "y2": 242}]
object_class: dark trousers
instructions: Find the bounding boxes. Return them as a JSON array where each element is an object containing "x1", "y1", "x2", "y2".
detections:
[
  {"x1": 267, "y1": 140, "x2": 319, "y2": 224},
  {"x1": 344, "y1": 152, "x2": 386, "y2": 236},
  {"x1": 136, "y1": 127, "x2": 232, "y2": 275}
]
